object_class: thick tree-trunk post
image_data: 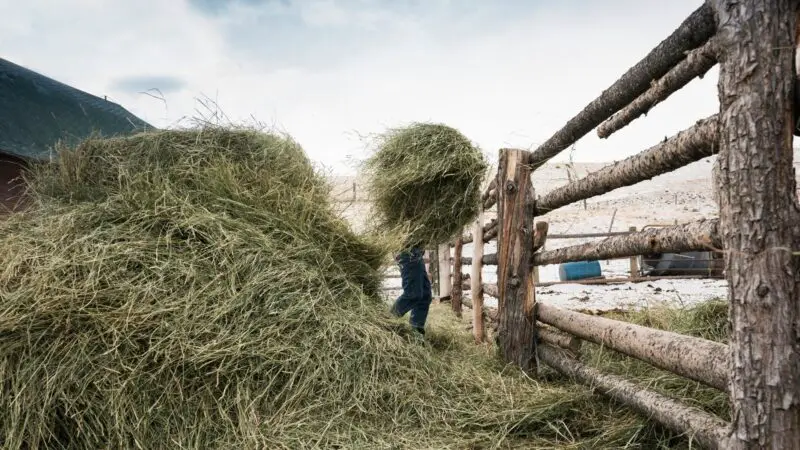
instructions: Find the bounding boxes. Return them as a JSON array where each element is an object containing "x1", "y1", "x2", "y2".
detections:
[
  {"x1": 496, "y1": 148, "x2": 537, "y2": 373},
  {"x1": 437, "y1": 243, "x2": 451, "y2": 301},
  {"x1": 470, "y1": 213, "x2": 485, "y2": 343},
  {"x1": 710, "y1": 1, "x2": 800, "y2": 447},
  {"x1": 629, "y1": 226, "x2": 639, "y2": 277},
  {"x1": 451, "y1": 237, "x2": 464, "y2": 318}
]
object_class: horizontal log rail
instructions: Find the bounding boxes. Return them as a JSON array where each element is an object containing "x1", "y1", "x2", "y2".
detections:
[
  {"x1": 461, "y1": 219, "x2": 498, "y2": 244},
  {"x1": 535, "y1": 303, "x2": 729, "y2": 391},
  {"x1": 536, "y1": 115, "x2": 718, "y2": 215},
  {"x1": 537, "y1": 327, "x2": 582, "y2": 354},
  {"x1": 536, "y1": 274, "x2": 719, "y2": 288},
  {"x1": 460, "y1": 254, "x2": 497, "y2": 266},
  {"x1": 549, "y1": 231, "x2": 632, "y2": 239},
  {"x1": 483, "y1": 194, "x2": 497, "y2": 211},
  {"x1": 482, "y1": 283, "x2": 499, "y2": 298},
  {"x1": 481, "y1": 179, "x2": 497, "y2": 202},
  {"x1": 597, "y1": 38, "x2": 719, "y2": 139},
  {"x1": 537, "y1": 345, "x2": 730, "y2": 450},
  {"x1": 525, "y1": 4, "x2": 716, "y2": 170},
  {"x1": 532, "y1": 219, "x2": 720, "y2": 266}
]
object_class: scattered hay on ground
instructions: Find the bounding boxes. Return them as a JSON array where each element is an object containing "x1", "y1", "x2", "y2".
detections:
[{"x1": 362, "y1": 122, "x2": 488, "y2": 248}]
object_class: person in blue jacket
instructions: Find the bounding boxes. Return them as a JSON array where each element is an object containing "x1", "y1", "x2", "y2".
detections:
[{"x1": 389, "y1": 245, "x2": 432, "y2": 335}]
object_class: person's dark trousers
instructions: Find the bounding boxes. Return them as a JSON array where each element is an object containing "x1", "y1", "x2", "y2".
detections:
[{"x1": 390, "y1": 247, "x2": 433, "y2": 334}]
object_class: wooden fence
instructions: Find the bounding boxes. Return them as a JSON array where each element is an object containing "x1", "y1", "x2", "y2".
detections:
[{"x1": 437, "y1": 3, "x2": 800, "y2": 449}]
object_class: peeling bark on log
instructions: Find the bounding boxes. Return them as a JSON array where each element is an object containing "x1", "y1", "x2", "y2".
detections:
[
  {"x1": 538, "y1": 345, "x2": 730, "y2": 450},
  {"x1": 496, "y1": 149, "x2": 537, "y2": 373},
  {"x1": 710, "y1": 0, "x2": 800, "y2": 447},
  {"x1": 526, "y1": 4, "x2": 716, "y2": 169},
  {"x1": 452, "y1": 237, "x2": 463, "y2": 318},
  {"x1": 536, "y1": 302, "x2": 730, "y2": 391},
  {"x1": 536, "y1": 116, "x2": 718, "y2": 215},
  {"x1": 470, "y1": 213, "x2": 485, "y2": 343},
  {"x1": 598, "y1": 39, "x2": 719, "y2": 138},
  {"x1": 532, "y1": 219, "x2": 720, "y2": 266}
]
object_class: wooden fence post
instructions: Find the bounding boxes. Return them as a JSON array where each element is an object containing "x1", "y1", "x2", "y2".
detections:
[
  {"x1": 438, "y1": 243, "x2": 451, "y2": 300},
  {"x1": 628, "y1": 226, "x2": 639, "y2": 277},
  {"x1": 427, "y1": 247, "x2": 438, "y2": 297},
  {"x1": 709, "y1": 0, "x2": 800, "y2": 447},
  {"x1": 471, "y1": 213, "x2": 485, "y2": 343},
  {"x1": 496, "y1": 148, "x2": 537, "y2": 373},
  {"x1": 452, "y1": 237, "x2": 464, "y2": 318}
]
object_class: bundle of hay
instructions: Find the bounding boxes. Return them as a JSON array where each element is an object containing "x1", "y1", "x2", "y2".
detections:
[
  {"x1": 0, "y1": 127, "x2": 583, "y2": 449},
  {"x1": 363, "y1": 122, "x2": 488, "y2": 248}
]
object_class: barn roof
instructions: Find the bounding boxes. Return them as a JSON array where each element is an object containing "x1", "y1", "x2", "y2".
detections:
[{"x1": 0, "y1": 58, "x2": 154, "y2": 161}]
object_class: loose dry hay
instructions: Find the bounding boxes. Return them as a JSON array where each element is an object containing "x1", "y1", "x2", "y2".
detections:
[
  {"x1": 0, "y1": 126, "x2": 728, "y2": 449},
  {"x1": 362, "y1": 122, "x2": 489, "y2": 248}
]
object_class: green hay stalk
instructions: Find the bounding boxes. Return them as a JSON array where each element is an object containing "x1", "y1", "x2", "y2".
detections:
[{"x1": 362, "y1": 122, "x2": 489, "y2": 248}]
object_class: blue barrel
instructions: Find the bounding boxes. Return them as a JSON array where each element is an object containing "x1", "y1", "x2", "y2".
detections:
[{"x1": 558, "y1": 260, "x2": 602, "y2": 281}]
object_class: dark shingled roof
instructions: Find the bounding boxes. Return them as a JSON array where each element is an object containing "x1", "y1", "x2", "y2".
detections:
[{"x1": 0, "y1": 58, "x2": 154, "y2": 161}]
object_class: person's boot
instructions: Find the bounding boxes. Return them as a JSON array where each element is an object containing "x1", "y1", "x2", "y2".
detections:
[{"x1": 413, "y1": 326, "x2": 425, "y2": 336}]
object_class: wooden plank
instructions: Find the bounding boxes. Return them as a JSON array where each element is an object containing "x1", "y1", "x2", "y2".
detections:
[
  {"x1": 437, "y1": 243, "x2": 451, "y2": 300},
  {"x1": 526, "y1": 4, "x2": 716, "y2": 169},
  {"x1": 531, "y1": 219, "x2": 720, "y2": 266},
  {"x1": 598, "y1": 38, "x2": 719, "y2": 138},
  {"x1": 536, "y1": 303, "x2": 729, "y2": 391},
  {"x1": 451, "y1": 237, "x2": 463, "y2": 318},
  {"x1": 536, "y1": 115, "x2": 718, "y2": 215},
  {"x1": 496, "y1": 148, "x2": 537, "y2": 373},
  {"x1": 628, "y1": 226, "x2": 639, "y2": 277},
  {"x1": 470, "y1": 212, "x2": 485, "y2": 344},
  {"x1": 538, "y1": 345, "x2": 730, "y2": 450}
]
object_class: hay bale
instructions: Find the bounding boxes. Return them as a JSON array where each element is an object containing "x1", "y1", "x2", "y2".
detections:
[
  {"x1": 0, "y1": 127, "x2": 583, "y2": 448},
  {"x1": 363, "y1": 122, "x2": 488, "y2": 247}
]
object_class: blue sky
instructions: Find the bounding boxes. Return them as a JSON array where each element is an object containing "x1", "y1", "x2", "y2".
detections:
[{"x1": 1, "y1": 0, "x2": 719, "y2": 174}]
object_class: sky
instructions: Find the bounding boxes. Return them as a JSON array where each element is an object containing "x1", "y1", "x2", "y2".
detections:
[{"x1": 1, "y1": 0, "x2": 720, "y2": 175}]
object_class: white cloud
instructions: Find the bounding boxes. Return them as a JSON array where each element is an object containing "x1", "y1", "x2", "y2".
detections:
[{"x1": 1, "y1": 0, "x2": 718, "y2": 174}]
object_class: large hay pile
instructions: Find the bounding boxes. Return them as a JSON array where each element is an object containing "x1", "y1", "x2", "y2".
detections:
[
  {"x1": 0, "y1": 128, "x2": 579, "y2": 448},
  {"x1": 0, "y1": 127, "x2": 729, "y2": 449},
  {"x1": 362, "y1": 122, "x2": 488, "y2": 248}
]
